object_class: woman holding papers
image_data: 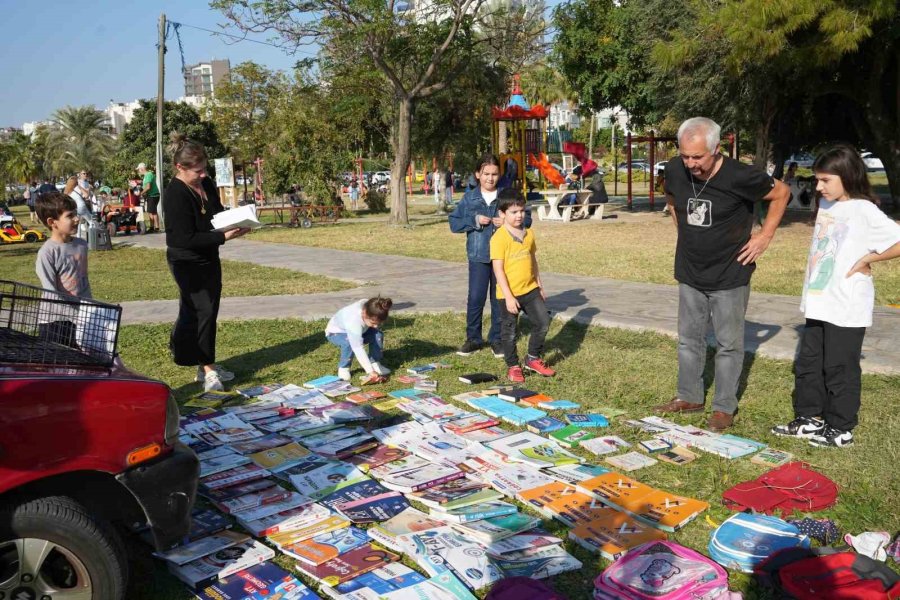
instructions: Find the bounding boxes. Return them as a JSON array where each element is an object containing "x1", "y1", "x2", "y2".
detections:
[{"x1": 163, "y1": 132, "x2": 250, "y2": 392}]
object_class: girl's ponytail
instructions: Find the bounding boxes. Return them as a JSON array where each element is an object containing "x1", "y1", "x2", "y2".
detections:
[{"x1": 364, "y1": 296, "x2": 393, "y2": 322}]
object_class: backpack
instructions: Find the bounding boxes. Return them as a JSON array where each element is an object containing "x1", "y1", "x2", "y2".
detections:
[
  {"x1": 722, "y1": 462, "x2": 838, "y2": 516},
  {"x1": 486, "y1": 576, "x2": 565, "y2": 600},
  {"x1": 755, "y1": 547, "x2": 900, "y2": 599},
  {"x1": 593, "y1": 541, "x2": 729, "y2": 600},
  {"x1": 708, "y1": 513, "x2": 809, "y2": 573}
]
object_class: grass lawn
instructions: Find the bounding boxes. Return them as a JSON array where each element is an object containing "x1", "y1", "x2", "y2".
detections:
[
  {"x1": 249, "y1": 213, "x2": 900, "y2": 306},
  {"x1": 0, "y1": 235, "x2": 353, "y2": 304},
  {"x1": 118, "y1": 313, "x2": 900, "y2": 600}
]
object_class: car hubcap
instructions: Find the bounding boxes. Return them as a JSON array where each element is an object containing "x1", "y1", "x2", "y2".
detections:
[{"x1": 0, "y1": 539, "x2": 92, "y2": 599}]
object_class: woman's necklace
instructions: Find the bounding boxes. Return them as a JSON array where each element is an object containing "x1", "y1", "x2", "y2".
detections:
[
  {"x1": 689, "y1": 155, "x2": 721, "y2": 199},
  {"x1": 184, "y1": 181, "x2": 207, "y2": 214}
]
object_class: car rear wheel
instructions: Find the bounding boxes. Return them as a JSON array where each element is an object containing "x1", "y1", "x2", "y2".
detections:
[
  {"x1": 24, "y1": 232, "x2": 39, "y2": 243},
  {"x1": 0, "y1": 495, "x2": 128, "y2": 600}
]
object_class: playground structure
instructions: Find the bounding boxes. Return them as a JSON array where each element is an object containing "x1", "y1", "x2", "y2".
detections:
[{"x1": 491, "y1": 75, "x2": 549, "y2": 195}]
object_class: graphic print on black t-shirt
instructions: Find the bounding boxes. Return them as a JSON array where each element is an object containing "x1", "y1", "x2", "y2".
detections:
[{"x1": 687, "y1": 198, "x2": 712, "y2": 227}]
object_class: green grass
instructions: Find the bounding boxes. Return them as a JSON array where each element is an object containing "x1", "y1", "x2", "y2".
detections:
[
  {"x1": 0, "y1": 239, "x2": 353, "y2": 303},
  {"x1": 248, "y1": 214, "x2": 900, "y2": 306},
  {"x1": 118, "y1": 314, "x2": 900, "y2": 599}
]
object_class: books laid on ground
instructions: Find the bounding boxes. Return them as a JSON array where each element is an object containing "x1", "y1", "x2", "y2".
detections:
[
  {"x1": 625, "y1": 418, "x2": 669, "y2": 433},
  {"x1": 497, "y1": 388, "x2": 540, "y2": 402},
  {"x1": 213, "y1": 486, "x2": 292, "y2": 514},
  {"x1": 288, "y1": 461, "x2": 369, "y2": 500},
  {"x1": 398, "y1": 527, "x2": 504, "y2": 590},
  {"x1": 181, "y1": 508, "x2": 232, "y2": 543},
  {"x1": 430, "y1": 501, "x2": 518, "y2": 523},
  {"x1": 183, "y1": 412, "x2": 263, "y2": 445},
  {"x1": 280, "y1": 526, "x2": 370, "y2": 566},
  {"x1": 444, "y1": 414, "x2": 500, "y2": 434},
  {"x1": 751, "y1": 448, "x2": 794, "y2": 467},
  {"x1": 639, "y1": 438, "x2": 673, "y2": 453},
  {"x1": 317, "y1": 380, "x2": 362, "y2": 398},
  {"x1": 408, "y1": 478, "x2": 490, "y2": 508},
  {"x1": 347, "y1": 445, "x2": 411, "y2": 472},
  {"x1": 249, "y1": 442, "x2": 312, "y2": 472},
  {"x1": 519, "y1": 393, "x2": 553, "y2": 407},
  {"x1": 367, "y1": 507, "x2": 448, "y2": 552},
  {"x1": 324, "y1": 563, "x2": 428, "y2": 599},
  {"x1": 484, "y1": 533, "x2": 563, "y2": 558},
  {"x1": 580, "y1": 435, "x2": 632, "y2": 456},
  {"x1": 314, "y1": 433, "x2": 378, "y2": 460},
  {"x1": 237, "y1": 502, "x2": 331, "y2": 538},
  {"x1": 168, "y1": 539, "x2": 275, "y2": 589},
  {"x1": 605, "y1": 451, "x2": 658, "y2": 471},
  {"x1": 199, "y1": 452, "x2": 251, "y2": 478},
  {"x1": 211, "y1": 204, "x2": 262, "y2": 231},
  {"x1": 493, "y1": 544, "x2": 583, "y2": 579},
  {"x1": 489, "y1": 433, "x2": 582, "y2": 468},
  {"x1": 268, "y1": 514, "x2": 351, "y2": 548},
  {"x1": 565, "y1": 413, "x2": 610, "y2": 428},
  {"x1": 538, "y1": 399, "x2": 580, "y2": 410},
  {"x1": 375, "y1": 459, "x2": 465, "y2": 493},
  {"x1": 236, "y1": 383, "x2": 284, "y2": 398},
  {"x1": 541, "y1": 463, "x2": 609, "y2": 485},
  {"x1": 200, "y1": 477, "x2": 278, "y2": 502},
  {"x1": 154, "y1": 530, "x2": 249, "y2": 566},
  {"x1": 194, "y1": 561, "x2": 319, "y2": 600},
  {"x1": 379, "y1": 572, "x2": 478, "y2": 600},
  {"x1": 657, "y1": 446, "x2": 697, "y2": 465},
  {"x1": 526, "y1": 416, "x2": 566, "y2": 434},
  {"x1": 308, "y1": 402, "x2": 377, "y2": 423},
  {"x1": 501, "y1": 407, "x2": 549, "y2": 426},
  {"x1": 456, "y1": 426, "x2": 512, "y2": 444},
  {"x1": 451, "y1": 512, "x2": 541, "y2": 544},
  {"x1": 302, "y1": 426, "x2": 367, "y2": 449},
  {"x1": 458, "y1": 373, "x2": 498, "y2": 384},
  {"x1": 516, "y1": 482, "x2": 604, "y2": 527},
  {"x1": 296, "y1": 544, "x2": 399, "y2": 587},
  {"x1": 345, "y1": 390, "x2": 387, "y2": 404},
  {"x1": 336, "y1": 491, "x2": 410, "y2": 523},
  {"x1": 200, "y1": 463, "x2": 271, "y2": 491},
  {"x1": 221, "y1": 492, "x2": 310, "y2": 523},
  {"x1": 318, "y1": 479, "x2": 390, "y2": 512},
  {"x1": 568, "y1": 507, "x2": 667, "y2": 560},
  {"x1": 270, "y1": 414, "x2": 336, "y2": 437},
  {"x1": 227, "y1": 433, "x2": 294, "y2": 455},
  {"x1": 550, "y1": 425, "x2": 600, "y2": 448},
  {"x1": 186, "y1": 390, "x2": 241, "y2": 409},
  {"x1": 488, "y1": 464, "x2": 556, "y2": 497},
  {"x1": 304, "y1": 375, "x2": 342, "y2": 389}
]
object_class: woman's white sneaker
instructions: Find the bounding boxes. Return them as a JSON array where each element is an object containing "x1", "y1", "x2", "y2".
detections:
[
  {"x1": 338, "y1": 367, "x2": 352, "y2": 381},
  {"x1": 203, "y1": 371, "x2": 224, "y2": 392}
]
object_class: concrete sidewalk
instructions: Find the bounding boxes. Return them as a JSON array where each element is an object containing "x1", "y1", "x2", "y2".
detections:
[{"x1": 120, "y1": 235, "x2": 900, "y2": 374}]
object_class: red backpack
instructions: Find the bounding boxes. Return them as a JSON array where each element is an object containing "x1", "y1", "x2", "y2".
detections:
[
  {"x1": 723, "y1": 461, "x2": 838, "y2": 516},
  {"x1": 755, "y1": 547, "x2": 900, "y2": 599}
]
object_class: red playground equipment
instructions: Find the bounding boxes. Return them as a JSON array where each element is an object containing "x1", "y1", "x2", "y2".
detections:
[{"x1": 492, "y1": 75, "x2": 548, "y2": 195}]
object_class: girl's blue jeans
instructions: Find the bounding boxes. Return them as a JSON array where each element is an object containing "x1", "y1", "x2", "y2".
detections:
[{"x1": 326, "y1": 329, "x2": 383, "y2": 369}]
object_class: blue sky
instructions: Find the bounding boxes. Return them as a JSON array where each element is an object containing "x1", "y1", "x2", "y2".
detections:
[{"x1": 0, "y1": 0, "x2": 303, "y2": 127}]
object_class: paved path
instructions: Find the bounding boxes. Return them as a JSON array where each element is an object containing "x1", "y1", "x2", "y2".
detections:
[{"x1": 119, "y1": 235, "x2": 900, "y2": 375}]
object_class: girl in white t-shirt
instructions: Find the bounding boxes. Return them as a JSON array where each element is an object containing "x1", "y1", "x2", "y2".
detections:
[
  {"x1": 772, "y1": 145, "x2": 900, "y2": 448},
  {"x1": 325, "y1": 296, "x2": 393, "y2": 384}
]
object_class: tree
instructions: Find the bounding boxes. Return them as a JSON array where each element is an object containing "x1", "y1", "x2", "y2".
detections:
[
  {"x1": 2, "y1": 132, "x2": 36, "y2": 186},
  {"x1": 46, "y1": 106, "x2": 114, "y2": 177},
  {"x1": 213, "y1": 0, "x2": 545, "y2": 225},
  {"x1": 107, "y1": 100, "x2": 226, "y2": 189},
  {"x1": 209, "y1": 61, "x2": 286, "y2": 168}
]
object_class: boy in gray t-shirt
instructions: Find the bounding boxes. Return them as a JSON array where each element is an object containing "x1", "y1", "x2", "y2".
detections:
[{"x1": 35, "y1": 192, "x2": 92, "y2": 298}]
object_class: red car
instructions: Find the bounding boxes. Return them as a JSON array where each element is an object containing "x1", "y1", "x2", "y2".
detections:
[{"x1": 0, "y1": 280, "x2": 198, "y2": 599}]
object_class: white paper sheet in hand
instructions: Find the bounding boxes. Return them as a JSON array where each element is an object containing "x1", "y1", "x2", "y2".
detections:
[{"x1": 211, "y1": 205, "x2": 262, "y2": 231}]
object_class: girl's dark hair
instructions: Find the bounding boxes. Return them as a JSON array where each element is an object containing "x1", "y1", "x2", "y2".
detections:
[
  {"x1": 364, "y1": 296, "x2": 393, "y2": 322},
  {"x1": 497, "y1": 187, "x2": 526, "y2": 212},
  {"x1": 36, "y1": 191, "x2": 76, "y2": 227},
  {"x1": 813, "y1": 145, "x2": 879, "y2": 204},
  {"x1": 168, "y1": 131, "x2": 208, "y2": 169},
  {"x1": 475, "y1": 153, "x2": 501, "y2": 173}
]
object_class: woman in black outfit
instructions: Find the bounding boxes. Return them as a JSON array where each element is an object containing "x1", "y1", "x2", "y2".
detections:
[{"x1": 163, "y1": 133, "x2": 249, "y2": 391}]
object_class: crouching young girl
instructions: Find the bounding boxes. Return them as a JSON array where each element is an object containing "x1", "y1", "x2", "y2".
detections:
[
  {"x1": 326, "y1": 297, "x2": 393, "y2": 384},
  {"x1": 771, "y1": 146, "x2": 900, "y2": 448}
]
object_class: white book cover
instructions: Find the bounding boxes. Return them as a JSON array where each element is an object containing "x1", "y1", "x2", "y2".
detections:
[
  {"x1": 368, "y1": 507, "x2": 448, "y2": 551},
  {"x1": 289, "y1": 461, "x2": 369, "y2": 500},
  {"x1": 459, "y1": 450, "x2": 514, "y2": 483},
  {"x1": 238, "y1": 502, "x2": 331, "y2": 537},
  {"x1": 369, "y1": 454, "x2": 433, "y2": 478},
  {"x1": 301, "y1": 426, "x2": 367, "y2": 449},
  {"x1": 484, "y1": 533, "x2": 563, "y2": 557},
  {"x1": 493, "y1": 544, "x2": 583, "y2": 579},
  {"x1": 489, "y1": 464, "x2": 556, "y2": 497},
  {"x1": 381, "y1": 572, "x2": 478, "y2": 600},
  {"x1": 154, "y1": 530, "x2": 249, "y2": 566},
  {"x1": 183, "y1": 413, "x2": 262, "y2": 444},
  {"x1": 211, "y1": 204, "x2": 262, "y2": 231},
  {"x1": 258, "y1": 413, "x2": 334, "y2": 434},
  {"x1": 227, "y1": 491, "x2": 310, "y2": 522},
  {"x1": 258, "y1": 384, "x2": 331, "y2": 407},
  {"x1": 398, "y1": 528, "x2": 503, "y2": 590},
  {"x1": 223, "y1": 399, "x2": 283, "y2": 416},
  {"x1": 370, "y1": 421, "x2": 426, "y2": 449},
  {"x1": 378, "y1": 462, "x2": 464, "y2": 493},
  {"x1": 167, "y1": 539, "x2": 274, "y2": 587},
  {"x1": 485, "y1": 431, "x2": 551, "y2": 458},
  {"x1": 542, "y1": 463, "x2": 610, "y2": 484},
  {"x1": 604, "y1": 451, "x2": 658, "y2": 471},
  {"x1": 199, "y1": 452, "x2": 251, "y2": 478},
  {"x1": 451, "y1": 513, "x2": 541, "y2": 544},
  {"x1": 581, "y1": 436, "x2": 632, "y2": 456},
  {"x1": 314, "y1": 432, "x2": 375, "y2": 457}
]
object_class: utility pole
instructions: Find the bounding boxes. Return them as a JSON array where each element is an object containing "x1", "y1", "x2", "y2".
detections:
[
  {"x1": 156, "y1": 13, "x2": 166, "y2": 222},
  {"x1": 588, "y1": 111, "x2": 595, "y2": 161}
]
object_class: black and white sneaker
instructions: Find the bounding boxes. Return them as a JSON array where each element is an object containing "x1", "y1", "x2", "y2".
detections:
[
  {"x1": 771, "y1": 416, "x2": 825, "y2": 438},
  {"x1": 809, "y1": 426, "x2": 854, "y2": 448},
  {"x1": 490, "y1": 342, "x2": 505, "y2": 359},
  {"x1": 456, "y1": 340, "x2": 483, "y2": 356}
]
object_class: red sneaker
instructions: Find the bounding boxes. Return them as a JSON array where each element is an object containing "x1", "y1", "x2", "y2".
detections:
[
  {"x1": 524, "y1": 356, "x2": 555, "y2": 377},
  {"x1": 507, "y1": 365, "x2": 525, "y2": 383}
]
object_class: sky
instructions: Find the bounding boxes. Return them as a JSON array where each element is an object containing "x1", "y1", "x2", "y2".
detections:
[{"x1": 0, "y1": 0, "x2": 305, "y2": 127}]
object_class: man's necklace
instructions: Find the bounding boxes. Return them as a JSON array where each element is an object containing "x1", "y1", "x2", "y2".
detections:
[{"x1": 689, "y1": 155, "x2": 721, "y2": 199}]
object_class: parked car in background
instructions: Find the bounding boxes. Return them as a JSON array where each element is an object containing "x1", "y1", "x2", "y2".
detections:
[
  {"x1": 784, "y1": 153, "x2": 816, "y2": 168},
  {"x1": 861, "y1": 152, "x2": 885, "y2": 171},
  {"x1": 617, "y1": 161, "x2": 651, "y2": 173},
  {"x1": 371, "y1": 171, "x2": 391, "y2": 185},
  {"x1": 654, "y1": 161, "x2": 668, "y2": 177}
]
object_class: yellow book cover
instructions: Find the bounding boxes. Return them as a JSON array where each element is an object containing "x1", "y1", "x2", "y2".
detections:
[
  {"x1": 619, "y1": 489, "x2": 709, "y2": 532},
  {"x1": 268, "y1": 515, "x2": 349, "y2": 547},
  {"x1": 568, "y1": 509, "x2": 667, "y2": 560},
  {"x1": 517, "y1": 482, "x2": 599, "y2": 526},
  {"x1": 249, "y1": 442, "x2": 311, "y2": 470}
]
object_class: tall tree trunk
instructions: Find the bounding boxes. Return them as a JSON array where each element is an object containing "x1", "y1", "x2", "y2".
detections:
[
  {"x1": 389, "y1": 97, "x2": 412, "y2": 226},
  {"x1": 752, "y1": 98, "x2": 776, "y2": 170}
]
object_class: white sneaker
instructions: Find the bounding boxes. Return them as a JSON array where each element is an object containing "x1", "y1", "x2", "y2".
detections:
[
  {"x1": 372, "y1": 362, "x2": 391, "y2": 376},
  {"x1": 204, "y1": 371, "x2": 224, "y2": 392},
  {"x1": 196, "y1": 365, "x2": 235, "y2": 382},
  {"x1": 338, "y1": 367, "x2": 352, "y2": 381}
]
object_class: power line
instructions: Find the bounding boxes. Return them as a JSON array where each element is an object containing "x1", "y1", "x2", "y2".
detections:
[{"x1": 169, "y1": 20, "x2": 320, "y2": 58}]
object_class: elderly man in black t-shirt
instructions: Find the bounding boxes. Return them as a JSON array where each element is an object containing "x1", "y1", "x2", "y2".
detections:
[{"x1": 656, "y1": 117, "x2": 790, "y2": 431}]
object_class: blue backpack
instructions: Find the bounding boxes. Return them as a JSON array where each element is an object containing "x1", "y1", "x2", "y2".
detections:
[{"x1": 708, "y1": 512, "x2": 809, "y2": 573}]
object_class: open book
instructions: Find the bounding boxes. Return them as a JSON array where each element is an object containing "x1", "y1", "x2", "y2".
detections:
[{"x1": 211, "y1": 204, "x2": 262, "y2": 232}]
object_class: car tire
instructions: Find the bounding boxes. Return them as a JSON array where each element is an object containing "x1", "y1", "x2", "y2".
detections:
[
  {"x1": 0, "y1": 495, "x2": 128, "y2": 599},
  {"x1": 24, "y1": 232, "x2": 39, "y2": 243}
]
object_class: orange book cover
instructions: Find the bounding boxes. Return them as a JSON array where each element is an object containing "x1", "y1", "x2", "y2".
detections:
[
  {"x1": 517, "y1": 482, "x2": 599, "y2": 526},
  {"x1": 576, "y1": 472, "x2": 655, "y2": 509},
  {"x1": 568, "y1": 509, "x2": 667, "y2": 560},
  {"x1": 520, "y1": 393, "x2": 553, "y2": 406},
  {"x1": 619, "y1": 489, "x2": 709, "y2": 532}
]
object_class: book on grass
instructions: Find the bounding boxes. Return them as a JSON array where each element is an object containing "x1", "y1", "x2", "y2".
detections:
[
  {"x1": 548, "y1": 425, "x2": 598, "y2": 448},
  {"x1": 182, "y1": 508, "x2": 232, "y2": 543},
  {"x1": 282, "y1": 526, "x2": 370, "y2": 566},
  {"x1": 199, "y1": 452, "x2": 252, "y2": 478},
  {"x1": 605, "y1": 451, "x2": 658, "y2": 471},
  {"x1": 186, "y1": 390, "x2": 241, "y2": 409},
  {"x1": 639, "y1": 438, "x2": 672, "y2": 453},
  {"x1": 497, "y1": 388, "x2": 540, "y2": 403},
  {"x1": 537, "y1": 399, "x2": 581, "y2": 410},
  {"x1": 236, "y1": 383, "x2": 285, "y2": 398},
  {"x1": 431, "y1": 501, "x2": 518, "y2": 524},
  {"x1": 514, "y1": 443, "x2": 582, "y2": 468},
  {"x1": 575, "y1": 472, "x2": 656, "y2": 509},
  {"x1": 378, "y1": 462, "x2": 465, "y2": 493},
  {"x1": 444, "y1": 414, "x2": 500, "y2": 434},
  {"x1": 304, "y1": 375, "x2": 342, "y2": 389},
  {"x1": 367, "y1": 507, "x2": 448, "y2": 552},
  {"x1": 259, "y1": 384, "x2": 333, "y2": 407},
  {"x1": 488, "y1": 464, "x2": 556, "y2": 497},
  {"x1": 168, "y1": 539, "x2": 275, "y2": 589},
  {"x1": 580, "y1": 435, "x2": 632, "y2": 456},
  {"x1": 337, "y1": 492, "x2": 410, "y2": 523},
  {"x1": 409, "y1": 478, "x2": 490, "y2": 508},
  {"x1": 317, "y1": 479, "x2": 391, "y2": 512},
  {"x1": 565, "y1": 413, "x2": 609, "y2": 428},
  {"x1": 431, "y1": 488, "x2": 504, "y2": 511},
  {"x1": 345, "y1": 390, "x2": 387, "y2": 404},
  {"x1": 328, "y1": 563, "x2": 428, "y2": 599},
  {"x1": 200, "y1": 464, "x2": 271, "y2": 491},
  {"x1": 398, "y1": 528, "x2": 503, "y2": 591},
  {"x1": 238, "y1": 502, "x2": 330, "y2": 538},
  {"x1": 224, "y1": 492, "x2": 310, "y2": 523},
  {"x1": 515, "y1": 482, "x2": 604, "y2": 527},
  {"x1": 302, "y1": 426, "x2": 368, "y2": 449},
  {"x1": 380, "y1": 572, "x2": 478, "y2": 600},
  {"x1": 194, "y1": 561, "x2": 319, "y2": 600},
  {"x1": 316, "y1": 380, "x2": 362, "y2": 398},
  {"x1": 298, "y1": 544, "x2": 399, "y2": 587},
  {"x1": 501, "y1": 407, "x2": 548, "y2": 426},
  {"x1": 270, "y1": 454, "x2": 329, "y2": 483},
  {"x1": 451, "y1": 512, "x2": 541, "y2": 544},
  {"x1": 288, "y1": 461, "x2": 369, "y2": 500},
  {"x1": 371, "y1": 421, "x2": 426, "y2": 448},
  {"x1": 656, "y1": 446, "x2": 697, "y2": 465},
  {"x1": 751, "y1": 448, "x2": 793, "y2": 467},
  {"x1": 268, "y1": 514, "x2": 351, "y2": 548},
  {"x1": 519, "y1": 393, "x2": 553, "y2": 406},
  {"x1": 227, "y1": 433, "x2": 294, "y2": 455},
  {"x1": 154, "y1": 530, "x2": 249, "y2": 566},
  {"x1": 625, "y1": 418, "x2": 670, "y2": 433},
  {"x1": 214, "y1": 486, "x2": 292, "y2": 514},
  {"x1": 484, "y1": 431, "x2": 552, "y2": 457},
  {"x1": 346, "y1": 444, "x2": 411, "y2": 472},
  {"x1": 195, "y1": 445, "x2": 235, "y2": 461},
  {"x1": 456, "y1": 426, "x2": 511, "y2": 444},
  {"x1": 493, "y1": 544, "x2": 583, "y2": 579},
  {"x1": 314, "y1": 433, "x2": 378, "y2": 459},
  {"x1": 458, "y1": 373, "x2": 498, "y2": 384},
  {"x1": 248, "y1": 442, "x2": 312, "y2": 472},
  {"x1": 619, "y1": 489, "x2": 709, "y2": 532},
  {"x1": 484, "y1": 533, "x2": 563, "y2": 557},
  {"x1": 183, "y1": 412, "x2": 263, "y2": 445},
  {"x1": 541, "y1": 463, "x2": 610, "y2": 485},
  {"x1": 568, "y1": 508, "x2": 667, "y2": 561},
  {"x1": 526, "y1": 416, "x2": 567, "y2": 434},
  {"x1": 452, "y1": 391, "x2": 489, "y2": 403},
  {"x1": 271, "y1": 414, "x2": 336, "y2": 436},
  {"x1": 308, "y1": 402, "x2": 378, "y2": 423},
  {"x1": 407, "y1": 364, "x2": 437, "y2": 374},
  {"x1": 199, "y1": 477, "x2": 278, "y2": 502}
]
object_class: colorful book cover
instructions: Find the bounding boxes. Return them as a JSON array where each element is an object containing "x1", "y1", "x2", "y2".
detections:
[
  {"x1": 494, "y1": 545, "x2": 583, "y2": 579},
  {"x1": 409, "y1": 478, "x2": 489, "y2": 506},
  {"x1": 398, "y1": 528, "x2": 503, "y2": 590},
  {"x1": 288, "y1": 461, "x2": 369, "y2": 500},
  {"x1": 568, "y1": 509, "x2": 667, "y2": 561},
  {"x1": 549, "y1": 425, "x2": 599, "y2": 448},
  {"x1": 302, "y1": 426, "x2": 368, "y2": 449},
  {"x1": 304, "y1": 375, "x2": 342, "y2": 389},
  {"x1": 345, "y1": 390, "x2": 387, "y2": 404},
  {"x1": 381, "y1": 572, "x2": 477, "y2": 600},
  {"x1": 516, "y1": 443, "x2": 582, "y2": 468},
  {"x1": 249, "y1": 442, "x2": 312, "y2": 472},
  {"x1": 515, "y1": 482, "x2": 604, "y2": 527},
  {"x1": 214, "y1": 486, "x2": 292, "y2": 514},
  {"x1": 541, "y1": 463, "x2": 610, "y2": 485},
  {"x1": 183, "y1": 412, "x2": 263, "y2": 445},
  {"x1": 268, "y1": 515, "x2": 350, "y2": 548},
  {"x1": 605, "y1": 451, "x2": 658, "y2": 471},
  {"x1": 580, "y1": 435, "x2": 632, "y2": 456},
  {"x1": 377, "y1": 461, "x2": 465, "y2": 493},
  {"x1": 332, "y1": 563, "x2": 428, "y2": 597},
  {"x1": 431, "y1": 501, "x2": 518, "y2": 524},
  {"x1": 437, "y1": 488, "x2": 504, "y2": 511},
  {"x1": 238, "y1": 502, "x2": 330, "y2": 538},
  {"x1": 639, "y1": 438, "x2": 673, "y2": 453},
  {"x1": 283, "y1": 526, "x2": 370, "y2": 566},
  {"x1": 451, "y1": 512, "x2": 541, "y2": 544},
  {"x1": 200, "y1": 464, "x2": 271, "y2": 491},
  {"x1": 408, "y1": 364, "x2": 437, "y2": 374},
  {"x1": 484, "y1": 533, "x2": 562, "y2": 557},
  {"x1": 236, "y1": 383, "x2": 285, "y2": 398},
  {"x1": 485, "y1": 431, "x2": 553, "y2": 457},
  {"x1": 751, "y1": 448, "x2": 793, "y2": 467},
  {"x1": 271, "y1": 455, "x2": 330, "y2": 483},
  {"x1": 183, "y1": 508, "x2": 232, "y2": 543},
  {"x1": 226, "y1": 492, "x2": 310, "y2": 523},
  {"x1": 445, "y1": 414, "x2": 500, "y2": 434},
  {"x1": 227, "y1": 433, "x2": 294, "y2": 455},
  {"x1": 488, "y1": 464, "x2": 556, "y2": 497},
  {"x1": 347, "y1": 444, "x2": 411, "y2": 472},
  {"x1": 517, "y1": 393, "x2": 552, "y2": 407},
  {"x1": 565, "y1": 413, "x2": 609, "y2": 428},
  {"x1": 656, "y1": 446, "x2": 697, "y2": 465},
  {"x1": 318, "y1": 380, "x2": 362, "y2": 398},
  {"x1": 501, "y1": 407, "x2": 548, "y2": 426},
  {"x1": 200, "y1": 477, "x2": 278, "y2": 502},
  {"x1": 262, "y1": 385, "x2": 333, "y2": 409},
  {"x1": 537, "y1": 399, "x2": 580, "y2": 410},
  {"x1": 199, "y1": 452, "x2": 252, "y2": 478},
  {"x1": 452, "y1": 391, "x2": 489, "y2": 403},
  {"x1": 337, "y1": 492, "x2": 410, "y2": 523},
  {"x1": 318, "y1": 479, "x2": 391, "y2": 511},
  {"x1": 168, "y1": 539, "x2": 275, "y2": 588},
  {"x1": 619, "y1": 489, "x2": 709, "y2": 532},
  {"x1": 368, "y1": 507, "x2": 447, "y2": 546},
  {"x1": 154, "y1": 530, "x2": 249, "y2": 566},
  {"x1": 576, "y1": 472, "x2": 656, "y2": 509},
  {"x1": 526, "y1": 416, "x2": 566, "y2": 434},
  {"x1": 195, "y1": 561, "x2": 320, "y2": 600},
  {"x1": 456, "y1": 426, "x2": 512, "y2": 444},
  {"x1": 313, "y1": 433, "x2": 378, "y2": 459},
  {"x1": 302, "y1": 544, "x2": 399, "y2": 586}
]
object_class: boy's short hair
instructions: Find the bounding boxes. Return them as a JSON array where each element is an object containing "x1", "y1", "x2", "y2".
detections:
[
  {"x1": 497, "y1": 187, "x2": 526, "y2": 213},
  {"x1": 36, "y1": 192, "x2": 76, "y2": 228}
]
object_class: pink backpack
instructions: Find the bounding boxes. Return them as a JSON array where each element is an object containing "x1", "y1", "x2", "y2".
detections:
[{"x1": 594, "y1": 541, "x2": 730, "y2": 600}]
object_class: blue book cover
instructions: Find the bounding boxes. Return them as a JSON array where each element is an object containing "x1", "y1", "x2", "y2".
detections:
[
  {"x1": 196, "y1": 561, "x2": 319, "y2": 600},
  {"x1": 538, "y1": 399, "x2": 581, "y2": 410},
  {"x1": 338, "y1": 492, "x2": 410, "y2": 523},
  {"x1": 434, "y1": 501, "x2": 518, "y2": 523},
  {"x1": 501, "y1": 407, "x2": 547, "y2": 426},
  {"x1": 389, "y1": 388, "x2": 428, "y2": 399},
  {"x1": 319, "y1": 479, "x2": 390, "y2": 510},
  {"x1": 565, "y1": 413, "x2": 609, "y2": 428},
  {"x1": 526, "y1": 416, "x2": 567, "y2": 434},
  {"x1": 303, "y1": 375, "x2": 341, "y2": 389},
  {"x1": 335, "y1": 563, "x2": 427, "y2": 594}
]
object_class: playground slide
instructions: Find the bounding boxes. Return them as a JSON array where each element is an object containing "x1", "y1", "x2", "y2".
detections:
[{"x1": 529, "y1": 153, "x2": 566, "y2": 188}]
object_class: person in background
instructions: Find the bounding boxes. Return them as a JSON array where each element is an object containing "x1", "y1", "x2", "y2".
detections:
[
  {"x1": 138, "y1": 162, "x2": 161, "y2": 233},
  {"x1": 326, "y1": 297, "x2": 393, "y2": 384},
  {"x1": 26, "y1": 181, "x2": 38, "y2": 223},
  {"x1": 64, "y1": 176, "x2": 93, "y2": 241}
]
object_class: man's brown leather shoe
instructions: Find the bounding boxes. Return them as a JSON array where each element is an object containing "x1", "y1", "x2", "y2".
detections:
[
  {"x1": 653, "y1": 397, "x2": 704, "y2": 414},
  {"x1": 708, "y1": 411, "x2": 734, "y2": 432}
]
